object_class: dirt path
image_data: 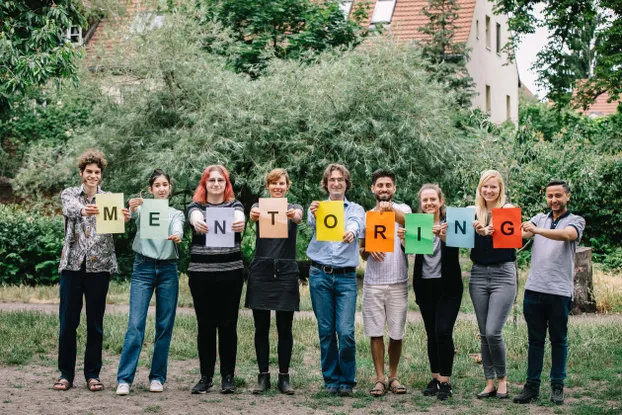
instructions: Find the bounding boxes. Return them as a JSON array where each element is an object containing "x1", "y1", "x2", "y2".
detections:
[{"x1": 1, "y1": 302, "x2": 622, "y2": 325}]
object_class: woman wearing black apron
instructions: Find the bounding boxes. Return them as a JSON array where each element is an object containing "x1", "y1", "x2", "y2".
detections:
[{"x1": 246, "y1": 168, "x2": 303, "y2": 395}]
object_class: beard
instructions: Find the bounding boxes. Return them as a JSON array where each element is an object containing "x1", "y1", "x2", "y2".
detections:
[{"x1": 375, "y1": 193, "x2": 392, "y2": 202}]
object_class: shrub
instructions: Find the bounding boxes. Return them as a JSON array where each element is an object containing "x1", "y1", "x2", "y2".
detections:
[{"x1": 0, "y1": 205, "x2": 64, "y2": 285}]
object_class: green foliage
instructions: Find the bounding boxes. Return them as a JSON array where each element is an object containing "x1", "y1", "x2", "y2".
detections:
[
  {"x1": 417, "y1": 0, "x2": 476, "y2": 108},
  {"x1": 0, "y1": 205, "x2": 64, "y2": 285},
  {"x1": 0, "y1": 0, "x2": 85, "y2": 110},
  {"x1": 495, "y1": 0, "x2": 622, "y2": 110},
  {"x1": 194, "y1": 0, "x2": 371, "y2": 78},
  {"x1": 0, "y1": 80, "x2": 101, "y2": 178}
]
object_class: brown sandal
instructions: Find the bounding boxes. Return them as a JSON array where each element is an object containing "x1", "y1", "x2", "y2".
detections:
[
  {"x1": 388, "y1": 377, "x2": 407, "y2": 394},
  {"x1": 53, "y1": 378, "x2": 72, "y2": 391},
  {"x1": 87, "y1": 378, "x2": 104, "y2": 392},
  {"x1": 369, "y1": 379, "x2": 387, "y2": 397}
]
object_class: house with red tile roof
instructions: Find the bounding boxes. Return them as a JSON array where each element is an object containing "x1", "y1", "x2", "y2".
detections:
[
  {"x1": 577, "y1": 92, "x2": 621, "y2": 117},
  {"x1": 344, "y1": 0, "x2": 519, "y2": 124}
]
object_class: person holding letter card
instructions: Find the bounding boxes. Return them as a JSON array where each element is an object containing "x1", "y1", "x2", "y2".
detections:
[
  {"x1": 246, "y1": 169, "x2": 303, "y2": 395},
  {"x1": 307, "y1": 164, "x2": 364, "y2": 397},
  {"x1": 115, "y1": 170, "x2": 184, "y2": 396},
  {"x1": 469, "y1": 170, "x2": 517, "y2": 400},
  {"x1": 359, "y1": 169, "x2": 411, "y2": 397},
  {"x1": 513, "y1": 181, "x2": 585, "y2": 405},
  {"x1": 186, "y1": 165, "x2": 245, "y2": 394},
  {"x1": 54, "y1": 150, "x2": 130, "y2": 392},
  {"x1": 399, "y1": 184, "x2": 463, "y2": 401}
]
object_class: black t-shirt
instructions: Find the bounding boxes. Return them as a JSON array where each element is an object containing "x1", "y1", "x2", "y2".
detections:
[{"x1": 253, "y1": 202, "x2": 303, "y2": 260}]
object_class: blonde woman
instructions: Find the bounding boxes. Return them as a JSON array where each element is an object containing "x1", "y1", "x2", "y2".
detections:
[{"x1": 469, "y1": 170, "x2": 517, "y2": 400}]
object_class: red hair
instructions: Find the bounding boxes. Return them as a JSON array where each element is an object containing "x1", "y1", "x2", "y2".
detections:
[{"x1": 192, "y1": 165, "x2": 235, "y2": 203}]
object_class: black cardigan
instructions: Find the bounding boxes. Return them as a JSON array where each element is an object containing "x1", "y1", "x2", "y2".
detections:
[{"x1": 413, "y1": 240, "x2": 463, "y2": 296}]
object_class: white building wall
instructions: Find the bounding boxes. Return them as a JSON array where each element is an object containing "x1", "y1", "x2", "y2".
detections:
[{"x1": 466, "y1": 0, "x2": 518, "y2": 124}]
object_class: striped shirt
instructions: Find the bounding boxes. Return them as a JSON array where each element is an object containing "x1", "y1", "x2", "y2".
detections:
[
  {"x1": 186, "y1": 200, "x2": 245, "y2": 276},
  {"x1": 362, "y1": 202, "x2": 411, "y2": 285}
]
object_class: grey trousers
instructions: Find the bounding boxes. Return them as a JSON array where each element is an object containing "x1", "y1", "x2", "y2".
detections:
[{"x1": 469, "y1": 262, "x2": 517, "y2": 379}]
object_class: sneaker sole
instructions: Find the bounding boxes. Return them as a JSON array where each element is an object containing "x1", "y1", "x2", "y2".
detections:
[
  {"x1": 150, "y1": 389, "x2": 163, "y2": 393},
  {"x1": 513, "y1": 397, "x2": 539, "y2": 404},
  {"x1": 191, "y1": 389, "x2": 208, "y2": 394},
  {"x1": 116, "y1": 391, "x2": 129, "y2": 396}
]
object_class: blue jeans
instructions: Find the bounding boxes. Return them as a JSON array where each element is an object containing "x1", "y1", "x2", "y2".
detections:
[
  {"x1": 524, "y1": 289, "x2": 572, "y2": 387},
  {"x1": 117, "y1": 254, "x2": 179, "y2": 384},
  {"x1": 309, "y1": 266, "x2": 357, "y2": 388}
]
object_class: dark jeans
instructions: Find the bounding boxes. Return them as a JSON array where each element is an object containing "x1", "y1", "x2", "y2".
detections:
[
  {"x1": 252, "y1": 309, "x2": 294, "y2": 373},
  {"x1": 523, "y1": 289, "x2": 572, "y2": 387},
  {"x1": 189, "y1": 275, "x2": 243, "y2": 378},
  {"x1": 415, "y1": 278, "x2": 462, "y2": 377},
  {"x1": 58, "y1": 263, "x2": 110, "y2": 382}
]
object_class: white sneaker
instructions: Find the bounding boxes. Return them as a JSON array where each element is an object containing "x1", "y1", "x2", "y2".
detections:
[
  {"x1": 116, "y1": 383, "x2": 130, "y2": 396},
  {"x1": 150, "y1": 380, "x2": 164, "y2": 392}
]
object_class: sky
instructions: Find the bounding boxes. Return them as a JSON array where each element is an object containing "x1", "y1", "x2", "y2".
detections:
[{"x1": 514, "y1": 5, "x2": 549, "y2": 99}]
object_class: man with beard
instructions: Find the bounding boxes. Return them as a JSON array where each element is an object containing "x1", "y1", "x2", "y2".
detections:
[
  {"x1": 359, "y1": 169, "x2": 411, "y2": 397},
  {"x1": 307, "y1": 164, "x2": 365, "y2": 397},
  {"x1": 53, "y1": 149, "x2": 130, "y2": 392},
  {"x1": 513, "y1": 180, "x2": 585, "y2": 405}
]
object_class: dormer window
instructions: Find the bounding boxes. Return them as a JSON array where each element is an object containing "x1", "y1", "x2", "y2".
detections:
[{"x1": 371, "y1": 0, "x2": 397, "y2": 24}]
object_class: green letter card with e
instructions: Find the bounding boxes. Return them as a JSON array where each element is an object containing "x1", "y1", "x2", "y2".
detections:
[{"x1": 140, "y1": 199, "x2": 169, "y2": 239}]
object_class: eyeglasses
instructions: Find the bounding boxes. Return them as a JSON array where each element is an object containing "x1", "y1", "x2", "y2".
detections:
[{"x1": 207, "y1": 178, "x2": 225, "y2": 184}]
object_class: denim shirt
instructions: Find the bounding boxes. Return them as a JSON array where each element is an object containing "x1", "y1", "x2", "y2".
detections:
[
  {"x1": 58, "y1": 185, "x2": 118, "y2": 274},
  {"x1": 306, "y1": 198, "x2": 365, "y2": 268}
]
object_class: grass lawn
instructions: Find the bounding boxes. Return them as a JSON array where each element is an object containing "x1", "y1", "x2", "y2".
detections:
[{"x1": 0, "y1": 264, "x2": 621, "y2": 414}]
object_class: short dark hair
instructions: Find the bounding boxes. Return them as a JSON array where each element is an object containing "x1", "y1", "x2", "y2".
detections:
[
  {"x1": 149, "y1": 169, "x2": 171, "y2": 187},
  {"x1": 371, "y1": 169, "x2": 395, "y2": 185},
  {"x1": 546, "y1": 180, "x2": 570, "y2": 193}
]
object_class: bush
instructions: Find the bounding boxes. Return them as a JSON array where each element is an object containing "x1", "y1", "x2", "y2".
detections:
[{"x1": 0, "y1": 205, "x2": 64, "y2": 285}]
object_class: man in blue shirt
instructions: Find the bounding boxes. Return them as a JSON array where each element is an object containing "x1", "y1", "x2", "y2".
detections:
[{"x1": 307, "y1": 164, "x2": 364, "y2": 397}]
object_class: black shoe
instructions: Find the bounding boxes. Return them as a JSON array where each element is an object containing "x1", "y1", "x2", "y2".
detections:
[
  {"x1": 476, "y1": 387, "x2": 497, "y2": 399},
  {"x1": 278, "y1": 373, "x2": 295, "y2": 395},
  {"x1": 437, "y1": 382, "x2": 453, "y2": 401},
  {"x1": 550, "y1": 384, "x2": 564, "y2": 405},
  {"x1": 338, "y1": 385, "x2": 353, "y2": 397},
  {"x1": 221, "y1": 374, "x2": 236, "y2": 394},
  {"x1": 252, "y1": 373, "x2": 270, "y2": 394},
  {"x1": 512, "y1": 383, "x2": 539, "y2": 404},
  {"x1": 423, "y1": 378, "x2": 440, "y2": 396},
  {"x1": 191, "y1": 376, "x2": 213, "y2": 394}
]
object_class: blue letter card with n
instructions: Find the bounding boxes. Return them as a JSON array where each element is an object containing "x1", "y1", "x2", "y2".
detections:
[
  {"x1": 446, "y1": 207, "x2": 475, "y2": 248},
  {"x1": 205, "y1": 208, "x2": 235, "y2": 248}
]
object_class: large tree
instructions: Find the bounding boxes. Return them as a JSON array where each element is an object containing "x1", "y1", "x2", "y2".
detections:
[
  {"x1": 195, "y1": 0, "x2": 371, "y2": 78},
  {"x1": 495, "y1": 0, "x2": 621, "y2": 111},
  {"x1": 0, "y1": 0, "x2": 86, "y2": 112},
  {"x1": 417, "y1": 0, "x2": 476, "y2": 108}
]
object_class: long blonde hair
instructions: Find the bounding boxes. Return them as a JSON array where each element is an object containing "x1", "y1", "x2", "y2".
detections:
[{"x1": 475, "y1": 170, "x2": 506, "y2": 225}]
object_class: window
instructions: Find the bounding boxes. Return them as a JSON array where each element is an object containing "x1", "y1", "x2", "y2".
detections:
[
  {"x1": 371, "y1": 0, "x2": 397, "y2": 24},
  {"x1": 66, "y1": 27, "x2": 83, "y2": 45},
  {"x1": 130, "y1": 12, "x2": 165, "y2": 34},
  {"x1": 340, "y1": 1, "x2": 354, "y2": 17},
  {"x1": 476, "y1": 20, "x2": 479, "y2": 40},
  {"x1": 506, "y1": 95, "x2": 511, "y2": 120},
  {"x1": 486, "y1": 85, "x2": 491, "y2": 112},
  {"x1": 485, "y1": 15, "x2": 491, "y2": 49},
  {"x1": 496, "y1": 23, "x2": 502, "y2": 54}
]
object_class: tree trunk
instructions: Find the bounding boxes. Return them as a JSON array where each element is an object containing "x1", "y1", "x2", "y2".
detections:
[{"x1": 572, "y1": 246, "x2": 597, "y2": 314}]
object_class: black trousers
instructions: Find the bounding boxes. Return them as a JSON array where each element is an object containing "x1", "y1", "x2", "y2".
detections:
[
  {"x1": 58, "y1": 262, "x2": 110, "y2": 382},
  {"x1": 415, "y1": 278, "x2": 462, "y2": 377},
  {"x1": 252, "y1": 309, "x2": 294, "y2": 373},
  {"x1": 189, "y1": 275, "x2": 243, "y2": 378}
]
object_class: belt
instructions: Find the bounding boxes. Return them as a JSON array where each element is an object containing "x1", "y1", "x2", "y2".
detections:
[{"x1": 310, "y1": 261, "x2": 356, "y2": 275}]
